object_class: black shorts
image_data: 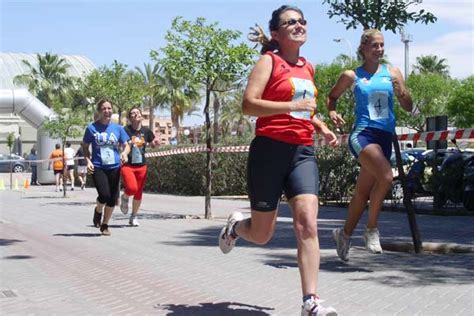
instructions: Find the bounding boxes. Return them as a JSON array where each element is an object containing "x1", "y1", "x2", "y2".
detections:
[
  {"x1": 247, "y1": 136, "x2": 319, "y2": 212},
  {"x1": 66, "y1": 165, "x2": 74, "y2": 171},
  {"x1": 53, "y1": 169, "x2": 63, "y2": 175}
]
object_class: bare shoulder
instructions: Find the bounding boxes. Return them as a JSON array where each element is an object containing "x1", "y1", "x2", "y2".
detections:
[
  {"x1": 336, "y1": 69, "x2": 356, "y2": 87},
  {"x1": 387, "y1": 64, "x2": 403, "y2": 78}
]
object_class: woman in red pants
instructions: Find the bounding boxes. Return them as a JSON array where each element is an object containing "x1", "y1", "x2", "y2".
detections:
[{"x1": 120, "y1": 106, "x2": 160, "y2": 226}]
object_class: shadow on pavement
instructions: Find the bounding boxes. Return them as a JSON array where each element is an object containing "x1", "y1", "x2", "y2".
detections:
[
  {"x1": 155, "y1": 301, "x2": 274, "y2": 315},
  {"x1": 54, "y1": 233, "x2": 102, "y2": 237},
  {"x1": 3, "y1": 255, "x2": 34, "y2": 260},
  {"x1": 0, "y1": 238, "x2": 26, "y2": 246},
  {"x1": 42, "y1": 201, "x2": 94, "y2": 207}
]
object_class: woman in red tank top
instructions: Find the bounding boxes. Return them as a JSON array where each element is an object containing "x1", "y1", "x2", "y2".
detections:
[{"x1": 217, "y1": 5, "x2": 338, "y2": 316}]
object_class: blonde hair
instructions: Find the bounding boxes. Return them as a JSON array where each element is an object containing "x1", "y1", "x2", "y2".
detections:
[{"x1": 357, "y1": 29, "x2": 383, "y2": 61}]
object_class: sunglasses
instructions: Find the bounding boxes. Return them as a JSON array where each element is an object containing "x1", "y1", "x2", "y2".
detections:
[{"x1": 280, "y1": 18, "x2": 307, "y2": 27}]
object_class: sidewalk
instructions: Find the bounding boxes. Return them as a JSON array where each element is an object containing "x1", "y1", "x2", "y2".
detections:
[{"x1": 1, "y1": 185, "x2": 473, "y2": 315}]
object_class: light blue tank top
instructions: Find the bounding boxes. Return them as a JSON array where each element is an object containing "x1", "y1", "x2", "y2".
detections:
[{"x1": 353, "y1": 64, "x2": 395, "y2": 132}]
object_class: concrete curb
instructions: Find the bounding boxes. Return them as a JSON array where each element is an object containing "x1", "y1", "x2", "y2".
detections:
[{"x1": 382, "y1": 241, "x2": 474, "y2": 254}]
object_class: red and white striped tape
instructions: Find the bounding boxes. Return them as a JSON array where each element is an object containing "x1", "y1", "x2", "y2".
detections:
[
  {"x1": 316, "y1": 128, "x2": 474, "y2": 146},
  {"x1": 145, "y1": 128, "x2": 473, "y2": 157},
  {"x1": 144, "y1": 145, "x2": 251, "y2": 158}
]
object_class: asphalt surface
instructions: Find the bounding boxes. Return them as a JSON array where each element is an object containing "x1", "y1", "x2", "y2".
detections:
[{"x1": 0, "y1": 184, "x2": 473, "y2": 315}]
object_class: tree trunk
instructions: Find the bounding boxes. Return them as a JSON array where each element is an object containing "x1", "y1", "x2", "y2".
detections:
[
  {"x1": 148, "y1": 96, "x2": 155, "y2": 133},
  {"x1": 204, "y1": 89, "x2": 212, "y2": 219},
  {"x1": 213, "y1": 96, "x2": 220, "y2": 144}
]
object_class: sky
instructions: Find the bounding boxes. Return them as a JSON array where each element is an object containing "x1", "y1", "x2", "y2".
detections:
[{"x1": 1, "y1": 0, "x2": 473, "y2": 125}]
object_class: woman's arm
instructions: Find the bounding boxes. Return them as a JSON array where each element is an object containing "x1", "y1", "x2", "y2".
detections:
[
  {"x1": 389, "y1": 66, "x2": 413, "y2": 112},
  {"x1": 326, "y1": 70, "x2": 355, "y2": 127},
  {"x1": 242, "y1": 54, "x2": 316, "y2": 117}
]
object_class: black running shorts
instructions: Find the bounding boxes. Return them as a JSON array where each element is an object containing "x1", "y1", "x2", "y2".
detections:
[{"x1": 247, "y1": 136, "x2": 319, "y2": 212}]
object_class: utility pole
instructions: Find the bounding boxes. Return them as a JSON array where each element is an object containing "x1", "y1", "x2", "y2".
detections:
[
  {"x1": 400, "y1": 27, "x2": 413, "y2": 79},
  {"x1": 333, "y1": 38, "x2": 353, "y2": 66}
]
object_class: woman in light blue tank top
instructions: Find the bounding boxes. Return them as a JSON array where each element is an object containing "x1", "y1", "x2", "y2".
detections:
[{"x1": 326, "y1": 29, "x2": 413, "y2": 262}]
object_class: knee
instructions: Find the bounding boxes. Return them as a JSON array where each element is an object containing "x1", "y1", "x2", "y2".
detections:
[
  {"x1": 294, "y1": 217, "x2": 318, "y2": 240},
  {"x1": 250, "y1": 224, "x2": 274, "y2": 245},
  {"x1": 378, "y1": 170, "x2": 393, "y2": 187}
]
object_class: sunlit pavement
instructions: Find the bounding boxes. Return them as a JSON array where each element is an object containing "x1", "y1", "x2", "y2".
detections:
[{"x1": 1, "y1": 185, "x2": 473, "y2": 315}]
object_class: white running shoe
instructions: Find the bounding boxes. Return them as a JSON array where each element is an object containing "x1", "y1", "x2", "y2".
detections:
[
  {"x1": 218, "y1": 211, "x2": 243, "y2": 254},
  {"x1": 301, "y1": 296, "x2": 337, "y2": 316},
  {"x1": 364, "y1": 228, "x2": 383, "y2": 253},
  {"x1": 120, "y1": 194, "x2": 129, "y2": 215},
  {"x1": 332, "y1": 228, "x2": 351, "y2": 261},
  {"x1": 129, "y1": 215, "x2": 139, "y2": 226}
]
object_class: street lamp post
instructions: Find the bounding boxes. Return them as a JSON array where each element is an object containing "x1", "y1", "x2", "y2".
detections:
[
  {"x1": 333, "y1": 38, "x2": 353, "y2": 66},
  {"x1": 400, "y1": 27, "x2": 413, "y2": 79}
]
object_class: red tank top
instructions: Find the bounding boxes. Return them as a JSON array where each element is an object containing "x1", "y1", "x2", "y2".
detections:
[{"x1": 255, "y1": 51, "x2": 317, "y2": 145}]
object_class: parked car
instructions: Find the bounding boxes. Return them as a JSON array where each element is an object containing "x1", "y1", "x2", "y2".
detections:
[
  {"x1": 390, "y1": 151, "x2": 414, "y2": 177},
  {"x1": 403, "y1": 148, "x2": 425, "y2": 161},
  {"x1": 0, "y1": 153, "x2": 26, "y2": 173}
]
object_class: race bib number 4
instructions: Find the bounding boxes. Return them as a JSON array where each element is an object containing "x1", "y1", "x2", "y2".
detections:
[{"x1": 368, "y1": 91, "x2": 389, "y2": 120}]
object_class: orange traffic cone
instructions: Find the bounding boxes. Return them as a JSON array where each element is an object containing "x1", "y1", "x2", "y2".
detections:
[{"x1": 23, "y1": 179, "x2": 30, "y2": 189}]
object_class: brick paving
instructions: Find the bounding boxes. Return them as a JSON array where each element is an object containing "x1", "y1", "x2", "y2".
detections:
[{"x1": 0, "y1": 185, "x2": 473, "y2": 315}]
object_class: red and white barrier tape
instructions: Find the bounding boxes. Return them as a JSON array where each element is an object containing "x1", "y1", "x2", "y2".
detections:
[
  {"x1": 316, "y1": 128, "x2": 474, "y2": 146},
  {"x1": 145, "y1": 128, "x2": 473, "y2": 157}
]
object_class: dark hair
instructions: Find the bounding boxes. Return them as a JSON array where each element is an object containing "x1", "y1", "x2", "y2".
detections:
[
  {"x1": 66, "y1": 141, "x2": 71, "y2": 147},
  {"x1": 127, "y1": 106, "x2": 142, "y2": 118},
  {"x1": 248, "y1": 5, "x2": 304, "y2": 54},
  {"x1": 96, "y1": 97, "x2": 113, "y2": 112},
  {"x1": 269, "y1": 5, "x2": 303, "y2": 32},
  {"x1": 55, "y1": 143, "x2": 60, "y2": 149}
]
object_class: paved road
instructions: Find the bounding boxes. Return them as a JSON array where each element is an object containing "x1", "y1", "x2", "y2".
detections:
[{"x1": 1, "y1": 185, "x2": 473, "y2": 315}]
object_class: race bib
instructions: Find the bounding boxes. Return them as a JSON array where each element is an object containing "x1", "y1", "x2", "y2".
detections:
[
  {"x1": 289, "y1": 77, "x2": 315, "y2": 120},
  {"x1": 368, "y1": 91, "x2": 389, "y2": 120},
  {"x1": 100, "y1": 145, "x2": 115, "y2": 165},
  {"x1": 131, "y1": 146, "x2": 143, "y2": 164}
]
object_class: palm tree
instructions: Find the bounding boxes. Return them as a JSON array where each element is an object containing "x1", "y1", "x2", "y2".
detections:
[
  {"x1": 412, "y1": 55, "x2": 450, "y2": 77},
  {"x1": 211, "y1": 78, "x2": 243, "y2": 143},
  {"x1": 219, "y1": 88, "x2": 252, "y2": 138},
  {"x1": 135, "y1": 62, "x2": 160, "y2": 130},
  {"x1": 155, "y1": 68, "x2": 200, "y2": 141},
  {"x1": 13, "y1": 53, "x2": 74, "y2": 107}
]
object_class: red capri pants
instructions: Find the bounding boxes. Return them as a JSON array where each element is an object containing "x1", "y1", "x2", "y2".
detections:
[{"x1": 121, "y1": 164, "x2": 147, "y2": 200}]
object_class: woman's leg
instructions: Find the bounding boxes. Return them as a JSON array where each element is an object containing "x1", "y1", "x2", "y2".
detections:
[
  {"x1": 102, "y1": 168, "x2": 121, "y2": 225},
  {"x1": 357, "y1": 144, "x2": 393, "y2": 230},
  {"x1": 288, "y1": 194, "x2": 319, "y2": 296},
  {"x1": 234, "y1": 209, "x2": 278, "y2": 245},
  {"x1": 131, "y1": 165, "x2": 148, "y2": 215}
]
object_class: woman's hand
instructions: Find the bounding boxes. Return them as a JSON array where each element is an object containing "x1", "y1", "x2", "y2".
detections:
[
  {"x1": 120, "y1": 152, "x2": 128, "y2": 164},
  {"x1": 329, "y1": 110, "x2": 346, "y2": 128},
  {"x1": 320, "y1": 125, "x2": 339, "y2": 147},
  {"x1": 291, "y1": 97, "x2": 317, "y2": 113},
  {"x1": 86, "y1": 161, "x2": 94, "y2": 175}
]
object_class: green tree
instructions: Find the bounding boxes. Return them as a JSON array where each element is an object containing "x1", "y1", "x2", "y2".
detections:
[
  {"x1": 211, "y1": 78, "x2": 242, "y2": 143},
  {"x1": 6, "y1": 132, "x2": 15, "y2": 189},
  {"x1": 154, "y1": 67, "x2": 200, "y2": 141},
  {"x1": 151, "y1": 16, "x2": 255, "y2": 218},
  {"x1": 447, "y1": 76, "x2": 474, "y2": 128},
  {"x1": 314, "y1": 59, "x2": 355, "y2": 134},
  {"x1": 219, "y1": 87, "x2": 253, "y2": 138},
  {"x1": 13, "y1": 52, "x2": 74, "y2": 107},
  {"x1": 84, "y1": 61, "x2": 144, "y2": 123},
  {"x1": 412, "y1": 55, "x2": 450, "y2": 77},
  {"x1": 323, "y1": 0, "x2": 437, "y2": 32},
  {"x1": 397, "y1": 73, "x2": 457, "y2": 133},
  {"x1": 42, "y1": 95, "x2": 87, "y2": 197}
]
